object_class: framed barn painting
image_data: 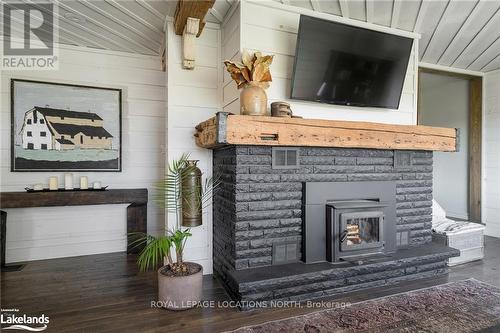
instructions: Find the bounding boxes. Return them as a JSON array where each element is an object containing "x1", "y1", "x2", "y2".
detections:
[{"x1": 11, "y1": 79, "x2": 122, "y2": 172}]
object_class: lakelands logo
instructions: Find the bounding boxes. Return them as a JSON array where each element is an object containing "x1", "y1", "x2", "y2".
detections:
[
  {"x1": 1, "y1": 1, "x2": 59, "y2": 70},
  {"x1": 1, "y1": 309, "x2": 49, "y2": 331}
]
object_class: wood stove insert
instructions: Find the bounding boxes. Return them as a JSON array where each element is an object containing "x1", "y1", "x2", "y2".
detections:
[{"x1": 327, "y1": 200, "x2": 388, "y2": 262}]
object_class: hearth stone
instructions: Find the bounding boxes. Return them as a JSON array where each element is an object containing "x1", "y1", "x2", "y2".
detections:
[
  {"x1": 212, "y1": 145, "x2": 457, "y2": 307},
  {"x1": 225, "y1": 242, "x2": 459, "y2": 310}
]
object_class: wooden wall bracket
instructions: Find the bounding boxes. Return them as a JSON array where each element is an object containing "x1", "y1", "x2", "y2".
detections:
[
  {"x1": 182, "y1": 17, "x2": 200, "y2": 69},
  {"x1": 174, "y1": 0, "x2": 215, "y2": 69}
]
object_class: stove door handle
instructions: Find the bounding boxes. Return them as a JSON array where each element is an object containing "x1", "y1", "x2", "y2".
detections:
[{"x1": 340, "y1": 230, "x2": 348, "y2": 243}]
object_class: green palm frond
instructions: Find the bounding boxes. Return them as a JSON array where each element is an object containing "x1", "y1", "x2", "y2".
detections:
[
  {"x1": 153, "y1": 153, "x2": 190, "y2": 213},
  {"x1": 127, "y1": 232, "x2": 149, "y2": 252},
  {"x1": 137, "y1": 235, "x2": 171, "y2": 272}
]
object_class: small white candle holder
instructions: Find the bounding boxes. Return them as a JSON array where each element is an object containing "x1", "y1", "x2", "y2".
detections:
[
  {"x1": 64, "y1": 173, "x2": 74, "y2": 190},
  {"x1": 93, "y1": 181, "x2": 101, "y2": 189},
  {"x1": 49, "y1": 177, "x2": 58, "y2": 190},
  {"x1": 80, "y1": 176, "x2": 88, "y2": 190}
]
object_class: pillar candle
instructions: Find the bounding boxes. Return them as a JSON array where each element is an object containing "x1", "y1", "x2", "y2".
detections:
[
  {"x1": 80, "y1": 176, "x2": 88, "y2": 190},
  {"x1": 49, "y1": 177, "x2": 58, "y2": 190},
  {"x1": 64, "y1": 173, "x2": 74, "y2": 190}
]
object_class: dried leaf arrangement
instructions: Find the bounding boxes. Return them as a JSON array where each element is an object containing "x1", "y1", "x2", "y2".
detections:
[{"x1": 224, "y1": 50, "x2": 274, "y2": 89}]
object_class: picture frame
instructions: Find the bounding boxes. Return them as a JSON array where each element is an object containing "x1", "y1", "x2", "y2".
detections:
[{"x1": 10, "y1": 79, "x2": 122, "y2": 172}]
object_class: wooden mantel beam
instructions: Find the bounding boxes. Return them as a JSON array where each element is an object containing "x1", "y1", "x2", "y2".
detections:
[
  {"x1": 174, "y1": 0, "x2": 215, "y2": 37},
  {"x1": 194, "y1": 113, "x2": 458, "y2": 152}
]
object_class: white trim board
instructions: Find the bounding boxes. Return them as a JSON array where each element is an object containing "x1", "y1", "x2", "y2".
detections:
[
  {"x1": 419, "y1": 62, "x2": 484, "y2": 77},
  {"x1": 245, "y1": 0, "x2": 420, "y2": 39}
]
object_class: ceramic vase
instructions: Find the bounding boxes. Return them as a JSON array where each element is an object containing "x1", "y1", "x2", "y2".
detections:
[{"x1": 240, "y1": 83, "x2": 268, "y2": 116}]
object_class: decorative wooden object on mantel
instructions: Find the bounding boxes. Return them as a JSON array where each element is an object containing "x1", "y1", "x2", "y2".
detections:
[
  {"x1": 0, "y1": 189, "x2": 148, "y2": 272},
  {"x1": 194, "y1": 112, "x2": 458, "y2": 152}
]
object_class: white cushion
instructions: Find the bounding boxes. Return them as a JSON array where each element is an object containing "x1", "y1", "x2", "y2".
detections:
[{"x1": 433, "y1": 219, "x2": 485, "y2": 236}]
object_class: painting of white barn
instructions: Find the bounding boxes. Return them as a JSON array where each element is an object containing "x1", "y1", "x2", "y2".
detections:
[
  {"x1": 11, "y1": 80, "x2": 121, "y2": 171},
  {"x1": 20, "y1": 107, "x2": 113, "y2": 151}
]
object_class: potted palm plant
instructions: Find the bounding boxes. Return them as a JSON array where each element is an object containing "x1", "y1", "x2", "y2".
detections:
[{"x1": 130, "y1": 154, "x2": 217, "y2": 310}]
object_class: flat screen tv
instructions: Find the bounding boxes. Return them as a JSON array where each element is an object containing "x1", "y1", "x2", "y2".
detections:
[{"x1": 291, "y1": 15, "x2": 414, "y2": 109}]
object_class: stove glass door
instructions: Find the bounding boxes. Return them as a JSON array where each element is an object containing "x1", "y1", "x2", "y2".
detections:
[{"x1": 340, "y1": 211, "x2": 384, "y2": 252}]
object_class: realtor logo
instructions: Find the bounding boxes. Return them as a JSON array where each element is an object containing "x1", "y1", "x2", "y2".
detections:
[
  {"x1": 1, "y1": 308, "x2": 49, "y2": 331},
  {"x1": 1, "y1": 2, "x2": 59, "y2": 70}
]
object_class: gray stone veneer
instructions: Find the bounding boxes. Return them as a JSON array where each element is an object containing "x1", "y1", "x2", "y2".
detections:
[{"x1": 213, "y1": 146, "x2": 434, "y2": 281}]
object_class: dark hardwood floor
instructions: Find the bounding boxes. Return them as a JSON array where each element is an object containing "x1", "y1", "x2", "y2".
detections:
[{"x1": 2, "y1": 236, "x2": 499, "y2": 333}]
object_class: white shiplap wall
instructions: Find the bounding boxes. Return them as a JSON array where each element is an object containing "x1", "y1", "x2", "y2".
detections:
[
  {"x1": 0, "y1": 44, "x2": 166, "y2": 263},
  {"x1": 484, "y1": 69, "x2": 500, "y2": 237},
  {"x1": 236, "y1": 1, "x2": 419, "y2": 125},
  {"x1": 222, "y1": 3, "x2": 241, "y2": 114},
  {"x1": 166, "y1": 22, "x2": 221, "y2": 274}
]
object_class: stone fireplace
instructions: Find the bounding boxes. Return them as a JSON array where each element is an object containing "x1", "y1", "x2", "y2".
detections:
[
  {"x1": 212, "y1": 145, "x2": 459, "y2": 308},
  {"x1": 194, "y1": 113, "x2": 459, "y2": 308}
]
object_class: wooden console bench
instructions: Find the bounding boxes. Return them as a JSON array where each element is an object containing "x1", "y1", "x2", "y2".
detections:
[{"x1": 0, "y1": 189, "x2": 148, "y2": 272}]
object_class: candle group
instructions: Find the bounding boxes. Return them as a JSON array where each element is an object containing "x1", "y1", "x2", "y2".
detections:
[{"x1": 32, "y1": 175, "x2": 101, "y2": 191}]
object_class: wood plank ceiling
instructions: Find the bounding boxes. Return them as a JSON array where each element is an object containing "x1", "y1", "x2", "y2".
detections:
[
  {"x1": 8, "y1": 0, "x2": 234, "y2": 56},
  {"x1": 277, "y1": 0, "x2": 500, "y2": 72},
  {"x1": 11, "y1": 0, "x2": 499, "y2": 72}
]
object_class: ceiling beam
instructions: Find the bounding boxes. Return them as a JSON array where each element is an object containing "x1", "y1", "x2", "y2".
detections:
[
  {"x1": 174, "y1": 0, "x2": 215, "y2": 36},
  {"x1": 390, "y1": 0, "x2": 401, "y2": 28},
  {"x1": 339, "y1": 0, "x2": 350, "y2": 18}
]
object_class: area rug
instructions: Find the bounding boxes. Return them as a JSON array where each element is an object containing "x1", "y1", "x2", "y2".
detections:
[{"x1": 228, "y1": 279, "x2": 500, "y2": 333}]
